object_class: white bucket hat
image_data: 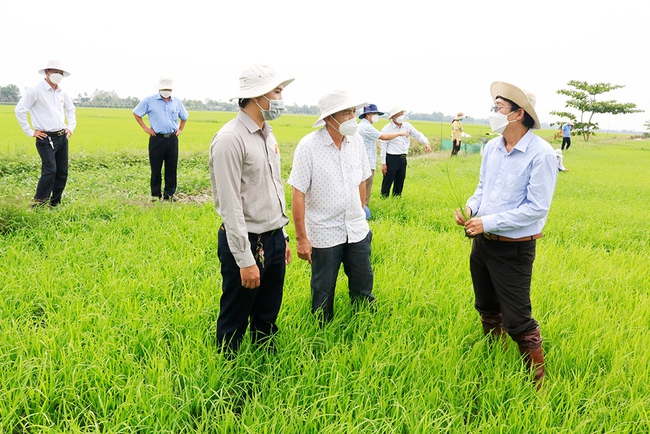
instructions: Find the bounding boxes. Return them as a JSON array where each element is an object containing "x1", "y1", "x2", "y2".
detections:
[
  {"x1": 313, "y1": 90, "x2": 366, "y2": 128},
  {"x1": 38, "y1": 59, "x2": 71, "y2": 77},
  {"x1": 232, "y1": 64, "x2": 294, "y2": 100},
  {"x1": 490, "y1": 81, "x2": 540, "y2": 130},
  {"x1": 385, "y1": 106, "x2": 405, "y2": 119},
  {"x1": 157, "y1": 76, "x2": 174, "y2": 90}
]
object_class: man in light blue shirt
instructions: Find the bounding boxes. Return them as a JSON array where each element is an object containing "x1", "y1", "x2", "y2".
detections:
[
  {"x1": 561, "y1": 120, "x2": 573, "y2": 150},
  {"x1": 133, "y1": 76, "x2": 189, "y2": 201},
  {"x1": 454, "y1": 81, "x2": 558, "y2": 389},
  {"x1": 357, "y1": 104, "x2": 409, "y2": 207}
]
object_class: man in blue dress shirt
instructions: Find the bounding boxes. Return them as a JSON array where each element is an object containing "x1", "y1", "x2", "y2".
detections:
[
  {"x1": 133, "y1": 76, "x2": 189, "y2": 201},
  {"x1": 454, "y1": 81, "x2": 558, "y2": 389}
]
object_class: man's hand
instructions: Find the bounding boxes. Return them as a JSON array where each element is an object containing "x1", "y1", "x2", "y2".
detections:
[
  {"x1": 285, "y1": 240, "x2": 292, "y2": 265},
  {"x1": 297, "y1": 238, "x2": 312, "y2": 264},
  {"x1": 424, "y1": 143, "x2": 432, "y2": 153},
  {"x1": 240, "y1": 264, "x2": 260, "y2": 289},
  {"x1": 143, "y1": 126, "x2": 156, "y2": 137},
  {"x1": 33, "y1": 130, "x2": 47, "y2": 139},
  {"x1": 381, "y1": 164, "x2": 388, "y2": 175}
]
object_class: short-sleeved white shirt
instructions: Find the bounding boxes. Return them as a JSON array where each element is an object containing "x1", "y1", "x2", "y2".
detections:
[{"x1": 289, "y1": 127, "x2": 371, "y2": 248}]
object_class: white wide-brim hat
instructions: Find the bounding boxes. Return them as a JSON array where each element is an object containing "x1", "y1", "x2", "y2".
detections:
[
  {"x1": 385, "y1": 106, "x2": 405, "y2": 119},
  {"x1": 454, "y1": 111, "x2": 466, "y2": 120},
  {"x1": 313, "y1": 90, "x2": 366, "y2": 128},
  {"x1": 490, "y1": 81, "x2": 540, "y2": 130},
  {"x1": 157, "y1": 76, "x2": 174, "y2": 90},
  {"x1": 38, "y1": 59, "x2": 71, "y2": 77},
  {"x1": 232, "y1": 64, "x2": 294, "y2": 100}
]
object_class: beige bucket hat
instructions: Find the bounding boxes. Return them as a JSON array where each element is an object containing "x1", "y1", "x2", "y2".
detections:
[
  {"x1": 313, "y1": 90, "x2": 366, "y2": 128},
  {"x1": 232, "y1": 64, "x2": 294, "y2": 100},
  {"x1": 490, "y1": 81, "x2": 540, "y2": 130}
]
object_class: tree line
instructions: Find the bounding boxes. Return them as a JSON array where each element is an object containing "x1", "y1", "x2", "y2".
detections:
[{"x1": 2, "y1": 81, "x2": 647, "y2": 136}]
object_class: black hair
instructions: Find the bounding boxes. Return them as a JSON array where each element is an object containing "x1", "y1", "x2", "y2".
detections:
[{"x1": 238, "y1": 98, "x2": 250, "y2": 109}]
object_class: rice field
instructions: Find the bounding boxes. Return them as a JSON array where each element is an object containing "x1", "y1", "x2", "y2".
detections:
[{"x1": 1, "y1": 105, "x2": 649, "y2": 433}]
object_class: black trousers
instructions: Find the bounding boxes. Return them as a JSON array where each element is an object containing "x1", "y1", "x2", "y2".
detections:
[
  {"x1": 381, "y1": 153, "x2": 407, "y2": 197},
  {"x1": 469, "y1": 235, "x2": 539, "y2": 337},
  {"x1": 561, "y1": 137, "x2": 571, "y2": 150},
  {"x1": 451, "y1": 140, "x2": 461, "y2": 156},
  {"x1": 216, "y1": 227, "x2": 286, "y2": 356},
  {"x1": 34, "y1": 134, "x2": 68, "y2": 205},
  {"x1": 148, "y1": 134, "x2": 178, "y2": 198}
]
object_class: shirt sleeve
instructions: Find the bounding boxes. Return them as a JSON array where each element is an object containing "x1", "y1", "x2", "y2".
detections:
[
  {"x1": 14, "y1": 89, "x2": 36, "y2": 137},
  {"x1": 178, "y1": 101, "x2": 189, "y2": 121},
  {"x1": 288, "y1": 140, "x2": 312, "y2": 194},
  {"x1": 133, "y1": 97, "x2": 149, "y2": 117},
  {"x1": 64, "y1": 92, "x2": 76, "y2": 132},
  {"x1": 409, "y1": 124, "x2": 429, "y2": 145},
  {"x1": 211, "y1": 131, "x2": 256, "y2": 268},
  {"x1": 379, "y1": 124, "x2": 389, "y2": 164}
]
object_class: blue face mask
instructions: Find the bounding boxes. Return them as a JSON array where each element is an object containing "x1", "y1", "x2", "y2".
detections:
[{"x1": 257, "y1": 96, "x2": 285, "y2": 121}]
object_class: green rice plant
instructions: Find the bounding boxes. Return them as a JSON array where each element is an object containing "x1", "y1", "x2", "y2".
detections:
[{"x1": 1, "y1": 105, "x2": 650, "y2": 432}]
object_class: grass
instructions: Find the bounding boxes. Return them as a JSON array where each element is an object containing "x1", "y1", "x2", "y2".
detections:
[{"x1": 1, "y1": 105, "x2": 650, "y2": 432}]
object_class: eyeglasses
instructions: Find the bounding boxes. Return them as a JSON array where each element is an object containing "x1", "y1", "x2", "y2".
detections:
[{"x1": 490, "y1": 105, "x2": 513, "y2": 113}]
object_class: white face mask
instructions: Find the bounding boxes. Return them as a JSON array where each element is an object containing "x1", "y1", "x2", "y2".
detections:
[
  {"x1": 488, "y1": 111, "x2": 514, "y2": 134},
  {"x1": 160, "y1": 90, "x2": 172, "y2": 98},
  {"x1": 370, "y1": 114, "x2": 379, "y2": 123},
  {"x1": 332, "y1": 117, "x2": 358, "y2": 136},
  {"x1": 49, "y1": 73, "x2": 63, "y2": 85},
  {"x1": 395, "y1": 115, "x2": 405, "y2": 124},
  {"x1": 257, "y1": 96, "x2": 285, "y2": 121}
]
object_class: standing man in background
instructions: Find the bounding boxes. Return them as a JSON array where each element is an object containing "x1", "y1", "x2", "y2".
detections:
[
  {"x1": 450, "y1": 112, "x2": 466, "y2": 156},
  {"x1": 357, "y1": 104, "x2": 409, "y2": 209},
  {"x1": 133, "y1": 76, "x2": 189, "y2": 201},
  {"x1": 209, "y1": 64, "x2": 293, "y2": 358},
  {"x1": 454, "y1": 81, "x2": 558, "y2": 389},
  {"x1": 380, "y1": 107, "x2": 432, "y2": 197},
  {"x1": 15, "y1": 60, "x2": 76, "y2": 208},
  {"x1": 561, "y1": 120, "x2": 573, "y2": 151}
]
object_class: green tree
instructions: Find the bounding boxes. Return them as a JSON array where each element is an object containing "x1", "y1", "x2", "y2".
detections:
[
  {"x1": 550, "y1": 80, "x2": 643, "y2": 141},
  {"x1": 0, "y1": 84, "x2": 20, "y2": 102}
]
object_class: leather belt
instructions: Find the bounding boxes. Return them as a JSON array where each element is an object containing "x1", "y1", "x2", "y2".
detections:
[
  {"x1": 46, "y1": 129, "x2": 66, "y2": 136},
  {"x1": 157, "y1": 132, "x2": 175, "y2": 138},
  {"x1": 483, "y1": 233, "x2": 543, "y2": 242}
]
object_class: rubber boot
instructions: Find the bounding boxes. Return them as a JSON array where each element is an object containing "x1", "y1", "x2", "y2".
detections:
[
  {"x1": 514, "y1": 327, "x2": 545, "y2": 390},
  {"x1": 481, "y1": 313, "x2": 508, "y2": 342}
]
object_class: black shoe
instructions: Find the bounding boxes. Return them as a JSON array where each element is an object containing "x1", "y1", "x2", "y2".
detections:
[{"x1": 163, "y1": 195, "x2": 177, "y2": 202}]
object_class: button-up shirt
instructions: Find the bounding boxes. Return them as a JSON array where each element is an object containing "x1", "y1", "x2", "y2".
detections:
[
  {"x1": 133, "y1": 94, "x2": 189, "y2": 134},
  {"x1": 562, "y1": 123, "x2": 572, "y2": 137},
  {"x1": 379, "y1": 120, "x2": 430, "y2": 163},
  {"x1": 466, "y1": 129, "x2": 558, "y2": 238},
  {"x1": 357, "y1": 118, "x2": 381, "y2": 168},
  {"x1": 209, "y1": 111, "x2": 289, "y2": 268},
  {"x1": 289, "y1": 127, "x2": 371, "y2": 248},
  {"x1": 15, "y1": 79, "x2": 76, "y2": 137}
]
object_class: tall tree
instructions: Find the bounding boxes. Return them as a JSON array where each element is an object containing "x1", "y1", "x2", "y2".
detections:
[
  {"x1": 550, "y1": 80, "x2": 643, "y2": 141},
  {"x1": 0, "y1": 84, "x2": 20, "y2": 102}
]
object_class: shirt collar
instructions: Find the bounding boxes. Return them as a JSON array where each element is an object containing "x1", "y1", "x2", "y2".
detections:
[
  {"x1": 238, "y1": 110, "x2": 271, "y2": 136},
  {"x1": 499, "y1": 128, "x2": 534, "y2": 154}
]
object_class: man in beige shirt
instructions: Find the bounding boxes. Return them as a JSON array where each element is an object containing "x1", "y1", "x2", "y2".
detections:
[{"x1": 209, "y1": 64, "x2": 293, "y2": 358}]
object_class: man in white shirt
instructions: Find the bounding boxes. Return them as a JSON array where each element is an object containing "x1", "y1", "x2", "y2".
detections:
[
  {"x1": 15, "y1": 60, "x2": 76, "y2": 208},
  {"x1": 289, "y1": 90, "x2": 375, "y2": 324},
  {"x1": 380, "y1": 107, "x2": 431, "y2": 197},
  {"x1": 357, "y1": 104, "x2": 409, "y2": 207}
]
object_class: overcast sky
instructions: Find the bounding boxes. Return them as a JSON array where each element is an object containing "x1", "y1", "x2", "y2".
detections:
[{"x1": 3, "y1": 0, "x2": 648, "y2": 131}]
